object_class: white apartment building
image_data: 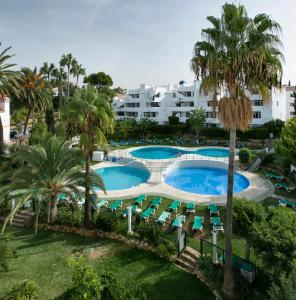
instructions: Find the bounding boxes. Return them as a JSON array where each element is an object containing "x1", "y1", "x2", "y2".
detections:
[
  {"x1": 113, "y1": 80, "x2": 292, "y2": 127},
  {"x1": 0, "y1": 97, "x2": 10, "y2": 143}
]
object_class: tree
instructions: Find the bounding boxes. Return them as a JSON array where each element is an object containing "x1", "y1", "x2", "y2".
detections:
[
  {"x1": 18, "y1": 67, "x2": 49, "y2": 135},
  {"x1": 0, "y1": 45, "x2": 19, "y2": 155},
  {"x1": 233, "y1": 199, "x2": 265, "y2": 261},
  {"x1": 168, "y1": 115, "x2": 179, "y2": 125},
  {"x1": 191, "y1": 4, "x2": 283, "y2": 296},
  {"x1": 62, "y1": 87, "x2": 114, "y2": 227},
  {"x1": 268, "y1": 260, "x2": 296, "y2": 300},
  {"x1": 60, "y1": 53, "x2": 77, "y2": 102},
  {"x1": 276, "y1": 117, "x2": 296, "y2": 165},
  {"x1": 71, "y1": 62, "x2": 85, "y2": 87},
  {"x1": 251, "y1": 207, "x2": 296, "y2": 281},
  {"x1": 40, "y1": 62, "x2": 55, "y2": 82},
  {"x1": 117, "y1": 118, "x2": 135, "y2": 140},
  {"x1": 11, "y1": 107, "x2": 27, "y2": 130},
  {"x1": 0, "y1": 136, "x2": 105, "y2": 231},
  {"x1": 52, "y1": 67, "x2": 67, "y2": 109},
  {"x1": 84, "y1": 72, "x2": 113, "y2": 89},
  {"x1": 137, "y1": 118, "x2": 157, "y2": 139},
  {"x1": 0, "y1": 234, "x2": 16, "y2": 271},
  {"x1": 188, "y1": 108, "x2": 206, "y2": 138}
]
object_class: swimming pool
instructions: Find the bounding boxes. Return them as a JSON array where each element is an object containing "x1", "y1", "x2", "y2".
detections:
[
  {"x1": 165, "y1": 166, "x2": 249, "y2": 195},
  {"x1": 95, "y1": 166, "x2": 150, "y2": 191},
  {"x1": 130, "y1": 146, "x2": 229, "y2": 159}
]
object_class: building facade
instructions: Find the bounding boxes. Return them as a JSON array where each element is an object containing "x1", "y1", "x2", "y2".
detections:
[
  {"x1": 0, "y1": 97, "x2": 10, "y2": 143},
  {"x1": 113, "y1": 81, "x2": 292, "y2": 127}
]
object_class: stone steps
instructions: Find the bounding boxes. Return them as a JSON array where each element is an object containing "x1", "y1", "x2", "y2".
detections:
[{"x1": 174, "y1": 246, "x2": 200, "y2": 275}]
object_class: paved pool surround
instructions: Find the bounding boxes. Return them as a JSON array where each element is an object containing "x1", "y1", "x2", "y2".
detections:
[{"x1": 91, "y1": 146, "x2": 274, "y2": 204}]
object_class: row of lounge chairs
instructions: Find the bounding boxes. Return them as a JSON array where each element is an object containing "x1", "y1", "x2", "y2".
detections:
[{"x1": 265, "y1": 172, "x2": 296, "y2": 193}]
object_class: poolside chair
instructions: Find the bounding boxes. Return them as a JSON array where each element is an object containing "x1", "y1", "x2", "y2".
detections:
[
  {"x1": 96, "y1": 200, "x2": 108, "y2": 209},
  {"x1": 208, "y1": 204, "x2": 219, "y2": 216},
  {"x1": 172, "y1": 215, "x2": 186, "y2": 228},
  {"x1": 134, "y1": 195, "x2": 146, "y2": 206},
  {"x1": 57, "y1": 193, "x2": 68, "y2": 202},
  {"x1": 150, "y1": 197, "x2": 162, "y2": 209},
  {"x1": 168, "y1": 200, "x2": 181, "y2": 212},
  {"x1": 210, "y1": 217, "x2": 224, "y2": 232},
  {"x1": 157, "y1": 211, "x2": 171, "y2": 225},
  {"x1": 122, "y1": 204, "x2": 138, "y2": 217},
  {"x1": 275, "y1": 182, "x2": 296, "y2": 192},
  {"x1": 141, "y1": 207, "x2": 155, "y2": 220},
  {"x1": 186, "y1": 202, "x2": 195, "y2": 214},
  {"x1": 108, "y1": 200, "x2": 122, "y2": 211},
  {"x1": 278, "y1": 199, "x2": 296, "y2": 210},
  {"x1": 266, "y1": 172, "x2": 284, "y2": 181},
  {"x1": 192, "y1": 216, "x2": 204, "y2": 232}
]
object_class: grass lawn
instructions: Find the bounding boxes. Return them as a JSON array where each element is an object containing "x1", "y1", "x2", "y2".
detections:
[{"x1": 0, "y1": 228, "x2": 214, "y2": 300}]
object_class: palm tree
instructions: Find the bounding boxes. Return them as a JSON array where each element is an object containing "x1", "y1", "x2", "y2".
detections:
[
  {"x1": 0, "y1": 45, "x2": 19, "y2": 155},
  {"x1": 52, "y1": 67, "x2": 67, "y2": 109},
  {"x1": 19, "y1": 67, "x2": 49, "y2": 134},
  {"x1": 63, "y1": 87, "x2": 114, "y2": 227},
  {"x1": 0, "y1": 136, "x2": 106, "y2": 233},
  {"x1": 60, "y1": 53, "x2": 77, "y2": 102},
  {"x1": 40, "y1": 62, "x2": 55, "y2": 82},
  {"x1": 191, "y1": 4, "x2": 283, "y2": 296},
  {"x1": 71, "y1": 62, "x2": 86, "y2": 87}
]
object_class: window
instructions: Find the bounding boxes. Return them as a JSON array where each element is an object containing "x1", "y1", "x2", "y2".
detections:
[
  {"x1": 253, "y1": 100, "x2": 263, "y2": 106},
  {"x1": 125, "y1": 112, "x2": 138, "y2": 117},
  {"x1": 207, "y1": 101, "x2": 212, "y2": 107},
  {"x1": 143, "y1": 112, "x2": 158, "y2": 117},
  {"x1": 291, "y1": 112, "x2": 296, "y2": 116},
  {"x1": 179, "y1": 91, "x2": 192, "y2": 97},
  {"x1": 173, "y1": 93, "x2": 176, "y2": 98},
  {"x1": 116, "y1": 112, "x2": 124, "y2": 116},
  {"x1": 253, "y1": 111, "x2": 261, "y2": 119},
  {"x1": 277, "y1": 101, "x2": 279, "y2": 107},
  {"x1": 189, "y1": 101, "x2": 194, "y2": 107},
  {"x1": 129, "y1": 94, "x2": 139, "y2": 98},
  {"x1": 206, "y1": 112, "x2": 213, "y2": 118},
  {"x1": 147, "y1": 102, "x2": 160, "y2": 107},
  {"x1": 290, "y1": 102, "x2": 295, "y2": 107},
  {"x1": 125, "y1": 102, "x2": 140, "y2": 108}
]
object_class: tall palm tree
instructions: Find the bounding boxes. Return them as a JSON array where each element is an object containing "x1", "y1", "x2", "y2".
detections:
[
  {"x1": 191, "y1": 3, "x2": 283, "y2": 296},
  {"x1": 0, "y1": 136, "x2": 105, "y2": 232},
  {"x1": 19, "y1": 67, "x2": 49, "y2": 134},
  {"x1": 60, "y1": 54, "x2": 77, "y2": 102},
  {"x1": 52, "y1": 67, "x2": 67, "y2": 109},
  {"x1": 0, "y1": 45, "x2": 19, "y2": 155},
  {"x1": 40, "y1": 62, "x2": 55, "y2": 82},
  {"x1": 71, "y1": 62, "x2": 86, "y2": 87},
  {"x1": 63, "y1": 87, "x2": 114, "y2": 227}
]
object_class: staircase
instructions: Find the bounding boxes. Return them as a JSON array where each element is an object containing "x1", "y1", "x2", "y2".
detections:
[
  {"x1": 9, "y1": 210, "x2": 35, "y2": 227},
  {"x1": 175, "y1": 247, "x2": 200, "y2": 274}
]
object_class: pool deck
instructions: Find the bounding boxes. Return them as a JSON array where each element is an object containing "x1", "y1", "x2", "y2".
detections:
[{"x1": 92, "y1": 146, "x2": 274, "y2": 204}]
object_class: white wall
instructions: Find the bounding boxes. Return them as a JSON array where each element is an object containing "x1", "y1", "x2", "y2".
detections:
[{"x1": 0, "y1": 98, "x2": 10, "y2": 142}]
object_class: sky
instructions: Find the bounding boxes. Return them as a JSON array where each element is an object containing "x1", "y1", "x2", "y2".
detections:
[{"x1": 0, "y1": 0, "x2": 295, "y2": 89}]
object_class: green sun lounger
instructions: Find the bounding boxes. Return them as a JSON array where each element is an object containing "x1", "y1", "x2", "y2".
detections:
[
  {"x1": 122, "y1": 204, "x2": 138, "y2": 216},
  {"x1": 157, "y1": 211, "x2": 171, "y2": 224},
  {"x1": 141, "y1": 207, "x2": 155, "y2": 219},
  {"x1": 108, "y1": 200, "x2": 122, "y2": 211},
  {"x1": 134, "y1": 195, "x2": 146, "y2": 206},
  {"x1": 210, "y1": 217, "x2": 224, "y2": 232},
  {"x1": 266, "y1": 172, "x2": 284, "y2": 181},
  {"x1": 168, "y1": 200, "x2": 181, "y2": 212},
  {"x1": 279, "y1": 199, "x2": 296, "y2": 209},
  {"x1": 208, "y1": 204, "x2": 219, "y2": 216},
  {"x1": 172, "y1": 215, "x2": 186, "y2": 228},
  {"x1": 96, "y1": 200, "x2": 108, "y2": 209},
  {"x1": 192, "y1": 216, "x2": 204, "y2": 231},
  {"x1": 186, "y1": 202, "x2": 195, "y2": 213},
  {"x1": 150, "y1": 197, "x2": 162, "y2": 208},
  {"x1": 57, "y1": 193, "x2": 68, "y2": 201},
  {"x1": 275, "y1": 182, "x2": 295, "y2": 192}
]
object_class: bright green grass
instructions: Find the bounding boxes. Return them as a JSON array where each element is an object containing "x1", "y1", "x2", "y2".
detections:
[{"x1": 0, "y1": 228, "x2": 214, "y2": 300}]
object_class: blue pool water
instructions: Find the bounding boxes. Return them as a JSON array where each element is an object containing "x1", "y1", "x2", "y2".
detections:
[
  {"x1": 130, "y1": 146, "x2": 229, "y2": 159},
  {"x1": 95, "y1": 166, "x2": 150, "y2": 191},
  {"x1": 165, "y1": 167, "x2": 249, "y2": 195}
]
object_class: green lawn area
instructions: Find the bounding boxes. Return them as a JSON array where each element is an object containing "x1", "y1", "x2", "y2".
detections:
[{"x1": 0, "y1": 228, "x2": 214, "y2": 300}]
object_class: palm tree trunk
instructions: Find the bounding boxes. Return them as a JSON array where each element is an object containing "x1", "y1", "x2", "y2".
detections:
[
  {"x1": 245, "y1": 240, "x2": 251, "y2": 261},
  {"x1": 223, "y1": 127, "x2": 236, "y2": 297},
  {"x1": 23, "y1": 107, "x2": 31, "y2": 135},
  {"x1": 0, "y1": 116, "x2": 4, "y2": 156},
  {"x1": 84, "y1": 157, "x2": 93, "y2": 227},
  {"x1": 49, "y1": 201, "x2": 57, "y2": 224}
]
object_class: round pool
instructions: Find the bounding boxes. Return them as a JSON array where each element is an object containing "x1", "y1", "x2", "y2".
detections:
[
  {"x1": 95, "y1": 166, "x2": 150, "y2": 191},
  {"x1": 194, "y1": 148, "x2": 229, "y2": 158},
  {"x1": 165, "y1": 167, "x2": 249, "y2": 195},
  {"x1": 130, "y1": 147, "x2": 186, "y2": 159}
]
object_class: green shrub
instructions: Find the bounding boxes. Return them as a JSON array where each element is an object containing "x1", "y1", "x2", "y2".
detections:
[
  {"x1": 4, "y1": 280, "x2": 38, "y2": 300},
  {"x1": 134, "y1": 222, "x2": 161, "y2": 246},
  {"x1": 237, "y1": 127, "x2": 269, "y2": 140},
  {"x1": 156, "y1": 239, "x2": 176, "y2": 260},
  {"x1": 281, "y1": 158, "x2": 291, "y2": 176},
  {"x1": 238, "y1": 148, "x2": 251, "y2": 164},
  {"x1": 168, "y1": 115, "x2": 179, "y2": 125},
  {"x1": 202, "y1": 127, "x2": 228, "y2": 139},
  {"x1": 96, "y1": 210, "x2": 119, "y2": 232},
  {"x1": 196, "y1": 256, "x2": 223, "y2": 285},
  {"x1": 55, "y1": 207, "x2": 82, "y2": 227},
  {"x1": 258, "y1": 152, "x2": 276, "y2": 166}
]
